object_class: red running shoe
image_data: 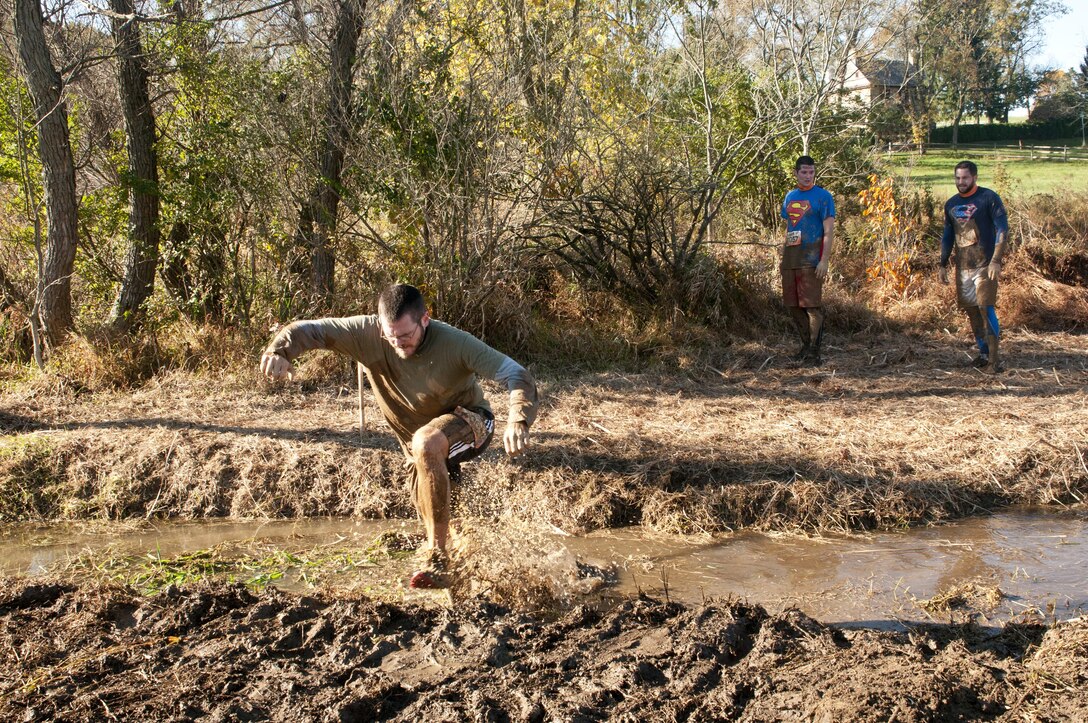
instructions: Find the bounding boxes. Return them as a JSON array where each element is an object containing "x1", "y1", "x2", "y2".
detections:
[{"x1": 408, "y1": 548, "x2": 451, "y2": 589}]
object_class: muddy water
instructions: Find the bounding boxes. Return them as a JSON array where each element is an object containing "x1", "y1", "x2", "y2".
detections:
[
  {"x1": 568, "y1": 510, "x2": 1087, "y2": 626},
  {"x1": 0, "y1": 517, "x2": 399, "y2": 577},
  {"x1": 2, "y1": 509, "x2": 1084, "y2": 627}
]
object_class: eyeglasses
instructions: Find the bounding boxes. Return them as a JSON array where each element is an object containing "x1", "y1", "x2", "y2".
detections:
[{"x1": 381, "y1": 323, "x2": 421, "y2": 345}]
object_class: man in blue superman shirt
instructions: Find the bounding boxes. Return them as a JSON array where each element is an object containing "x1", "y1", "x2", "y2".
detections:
[
  {"x1": 940, "y1": 160, "x2": 1009, "y2": 374},
  {"x1": 781, "y1": 155, "x2": 836, "y2": 366}
]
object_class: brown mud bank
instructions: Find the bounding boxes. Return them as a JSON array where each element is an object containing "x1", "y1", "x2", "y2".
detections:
[
  {"x1": 2, "y1": 330, "x2": 1087, "y2": 533},
  {"x1": 1, "y1": 578, "x2": 1085, "y2": 721}
]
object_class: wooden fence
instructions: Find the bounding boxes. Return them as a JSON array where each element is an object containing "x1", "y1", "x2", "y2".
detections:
[{"x1": 881, "y1": 141, "x2": 1088, "y2": 162}]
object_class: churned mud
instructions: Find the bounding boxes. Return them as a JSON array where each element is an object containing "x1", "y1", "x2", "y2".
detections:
[
  {"x1": 1, "y1": 577, "x2": 1085, "y2": 722},
  {"x1": 3, "y1": 318, "x2": 1088, "y2": 719}
]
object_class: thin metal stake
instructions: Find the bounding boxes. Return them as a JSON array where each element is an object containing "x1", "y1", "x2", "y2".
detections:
[{"x1": 357, "y1": 362, "x2": 367, "y2": 440}]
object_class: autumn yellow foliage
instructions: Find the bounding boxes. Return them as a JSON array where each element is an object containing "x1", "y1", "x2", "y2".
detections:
[{"x1": 857, "y1": 175, "x2": 920, "y2": 296}]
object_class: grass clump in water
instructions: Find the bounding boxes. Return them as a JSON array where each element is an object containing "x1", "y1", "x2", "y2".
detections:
[{"x1": 55, "y1": 532, "x2": 421, "y2": 596}]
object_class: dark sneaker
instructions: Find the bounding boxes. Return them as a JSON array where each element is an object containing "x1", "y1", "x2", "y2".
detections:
[
  {"x1": 408, "y1": 548, "x2": 451, "y2": 589},
  {"x1": 970, "y1": 355, "x2": 989, "y2": 368},
  {"x1": 801, "y1": 352, "x2": 822, "y2": 368},
  {"x1": 791, "y1": 345, "x2": 811, "y2": 362},
  {"x1": 980, "y1": 360, "x2": 1005, "y2": 375}
]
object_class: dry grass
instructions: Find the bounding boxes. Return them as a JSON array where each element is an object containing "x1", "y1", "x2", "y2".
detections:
[
  {"x1": 3, "y1": 214, "x2": 1087, "y2": 533},
  {"x1": 919, "y1": 579, "x2": 1006, "y2": 614},
  {"x1": 2, "y1": 327, "x2": 1086, "y2": 534},
  {"x1": 1025, "y1": 617, "x2": 1088, "y2": 696}
]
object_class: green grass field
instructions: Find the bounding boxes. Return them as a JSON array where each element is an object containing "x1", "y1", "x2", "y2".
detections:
[{"x1": 884, "y1": 142, "x2": 1088, "y2": 198}]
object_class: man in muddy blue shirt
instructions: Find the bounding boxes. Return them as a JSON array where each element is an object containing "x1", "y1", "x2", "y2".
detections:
[
  {"x1": 781, "y1": 155, "x2": 836, "y2": 366},
  {"x1": 940, "y1": 160, "x2": 1008, "y2": 373}
]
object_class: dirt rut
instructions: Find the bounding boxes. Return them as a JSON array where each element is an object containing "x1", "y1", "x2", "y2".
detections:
[{"x1": 2, "y1": 579, "x2": 1085, "y2": 721}]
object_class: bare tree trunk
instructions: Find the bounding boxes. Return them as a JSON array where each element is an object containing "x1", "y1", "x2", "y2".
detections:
[
  {"x1": 108, "y1": 0, "x2": 162, "y2": 332},
  {"x1": 12, "y1": 0, "x2": 78, "y2": 346},
  {"x1": 951, "y1": 98, "x2": 964, "y2": 149},
  {"x1": 292, "y1": 0, "x2": 365, "y2": 311}
]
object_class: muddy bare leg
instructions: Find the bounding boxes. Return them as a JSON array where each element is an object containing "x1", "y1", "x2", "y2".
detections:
[
  {"x1": 789, "y1": 306, "x2": 811, "y2": 359},
  {"x1": 805, "y1": 307, "x2": 824, "y2": 363},
  {"x1": 411, "y1": 426, "x2": 451, "y2": 551}
]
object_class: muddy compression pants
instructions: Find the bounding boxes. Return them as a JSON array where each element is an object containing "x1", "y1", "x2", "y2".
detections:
[{"x1": 966, "y1": 305, "x2": 1000, "y2": 359}]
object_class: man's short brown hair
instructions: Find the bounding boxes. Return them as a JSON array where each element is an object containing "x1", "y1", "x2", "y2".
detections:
[
  {"x1": 795, "y1": 155, "x2": 816, "y2": 171},
  {"x1": 955, "y1": 160, "x2": 978, "y2": 177},
  {"x1": 378, "y1": 284, "x2": 426, "y2": 323}
]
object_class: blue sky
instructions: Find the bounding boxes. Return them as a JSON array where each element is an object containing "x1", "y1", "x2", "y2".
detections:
[{"x1": 1034, "y1": 0, "x2": 1088, "y2": 72}]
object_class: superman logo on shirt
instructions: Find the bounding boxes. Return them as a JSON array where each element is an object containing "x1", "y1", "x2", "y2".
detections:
[
  {"x1": 785, "y1": 200, "x2": 811, "y2": 225},
  {"x1": 951, "y1": 204, "x2": 978, "y2": 222}
]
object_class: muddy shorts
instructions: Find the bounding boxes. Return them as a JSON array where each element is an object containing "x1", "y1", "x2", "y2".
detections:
[
  {"x1": 956, "y1": 266, "x2": 998, "y2": 309},
  {"x1": 406, "y1": 406, "x2": 494, "y2": 504},
  {"x1": 781, "y1": 267, "x2": 822, "y2": 308}
]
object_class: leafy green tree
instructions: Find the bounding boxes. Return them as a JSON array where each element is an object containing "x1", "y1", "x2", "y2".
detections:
[
  {"x1": 908, "y1": 0, "x2": 1062, "y2": 138},
  {"x1": 1029, "y1": 69, "x2": 1080, "y2": 122},
  {"x1": 913, "y1": 0, "x2": 993, "y2": 146},
  {"x1": 1076, "y1": 45, "x2": 1088, "y2": 145},
  {"x1": 1073, "y1": 44, "x2": 1088, "y2": 105},
  {"x1": 155, "y1": 1, "x2": 286, "y2": 325},
  {"x1": 0, "y1": 54, "x2": 38, "y2": 358},
  {"x1": 977, "y1": 0, "x2": 1060, "y2": 122},
  {"x1": 333, "y1": 0, "x2": 606, "y2": 329}
]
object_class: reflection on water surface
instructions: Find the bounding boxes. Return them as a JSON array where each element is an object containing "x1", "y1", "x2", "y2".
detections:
[
  {"x1": 567, "y1": 509, "x2": 1086, "y2": 626},
  {"x1": 2, "y1": 509, "x2": 1084, "y2": 626}
]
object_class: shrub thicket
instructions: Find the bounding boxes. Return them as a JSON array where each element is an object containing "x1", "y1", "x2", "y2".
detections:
[{"x1": 930, "y1": 120, "x2": 1083, "y2": 144}]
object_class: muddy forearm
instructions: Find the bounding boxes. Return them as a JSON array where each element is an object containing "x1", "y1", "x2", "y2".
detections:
[
  {"x1": 496, "y1": 357, "x2": 538, "y2": 428},
  {"x1": 821, "y1": 217, "x2": 835, "y2": 264},
  {"x1": 990, "y1": 230, "x2": 1008, "y2": 266},
  {"x1": 509, "y1": 387, "x2": 538, "y2": 428},
  {"x1": 989, "y1": 197, "x2": 1010, "y2": 265},
  {"x1": 940, "y1": 222, "x2": 954, "y2": 267}
]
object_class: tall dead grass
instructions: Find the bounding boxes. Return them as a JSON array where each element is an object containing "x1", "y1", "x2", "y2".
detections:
[
  {"x1": 3, "y1": 188, "x2": 1088, "y2": 535},
  {"x1": 822, "y1": 189, "x2": 1088, "y2": 336},
  {"x1": 2, "y1": 327, "x2": 1087, "y2": 532},
  {"x1": 4, "y1": 190, "x2": 1086, "y2": 389}
]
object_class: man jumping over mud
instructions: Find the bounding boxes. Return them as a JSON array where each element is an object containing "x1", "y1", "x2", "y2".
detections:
[
  {"x1": 939, "y1": 161, "x2": 1009, "y2": 374},
  {"x1": 259, "y1": 283, "x2": 538, "y2": 588},
  {"x1": 780, "y1": 155, "x2": 836, "y2": 366}
]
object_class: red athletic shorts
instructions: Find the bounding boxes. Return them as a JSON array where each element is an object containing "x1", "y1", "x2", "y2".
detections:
[{"x1": 781, "y1": 267, "x2": 822, "y2": 308}]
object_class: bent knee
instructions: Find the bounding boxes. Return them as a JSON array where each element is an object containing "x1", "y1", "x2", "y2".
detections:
[{"x1": 412, "y1": 426, "x2": 448, "y2": 462}]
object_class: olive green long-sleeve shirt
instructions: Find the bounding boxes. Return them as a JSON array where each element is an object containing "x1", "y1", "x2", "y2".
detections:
[{"x1": 265, "y1": 316, "x2": 537, "y2": 452}]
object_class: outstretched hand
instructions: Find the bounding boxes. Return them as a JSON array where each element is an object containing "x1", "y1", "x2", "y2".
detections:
[
  {"x1": 815, "y1": 259, "x2": 829, "y2": 281},
  {"x1": 986, "y1": 261, "x2": 1003, "y2": 282},
  {"x1": 504, "y1": 421, "x2": 529, "y2": 457},
  {"x1": 938, "y1": 266, "x2": 950, "y2": 285},
  {"x1": 260, "y1": 351, "x2": 294, "y2": 381}
]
